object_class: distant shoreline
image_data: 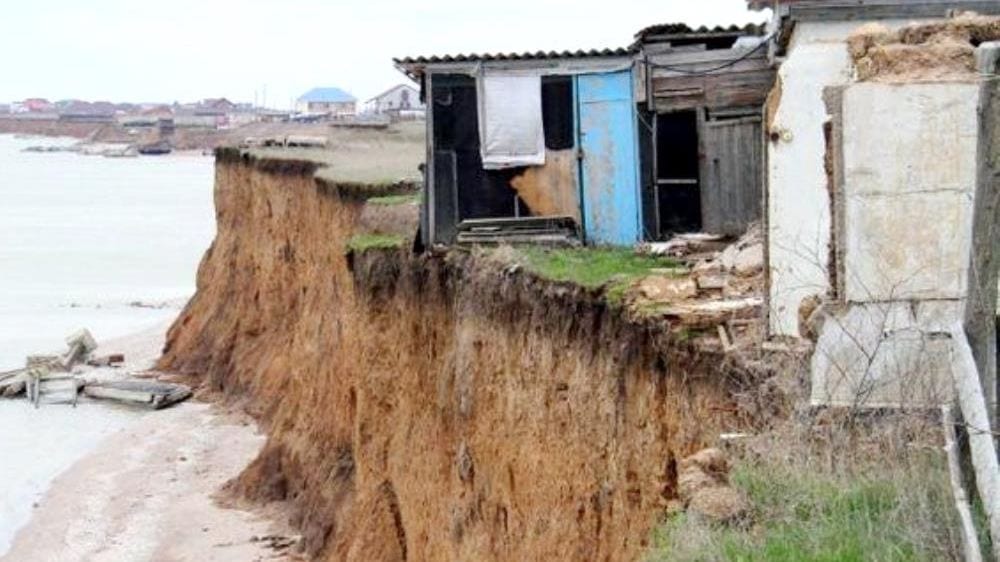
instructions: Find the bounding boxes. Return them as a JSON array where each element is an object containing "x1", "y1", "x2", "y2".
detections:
[{"x1": 0, "y1": 116, "x2": 376, "y2": 153}]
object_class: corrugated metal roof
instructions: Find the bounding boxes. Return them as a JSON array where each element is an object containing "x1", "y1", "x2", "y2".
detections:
[
  {"x1": 634, "y1": 22, "x2": 767, "y2": 42},
  {"x1": 298, "y1": 87, "x2": 357, "y2": 103},
  {"x1": 394, "y1": 47, "x2": 634, "y2": 67}
]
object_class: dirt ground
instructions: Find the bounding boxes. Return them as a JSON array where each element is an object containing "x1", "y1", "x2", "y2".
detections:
[{"x1": 1, "y1": 402, "x2": 297, "y2": 562}]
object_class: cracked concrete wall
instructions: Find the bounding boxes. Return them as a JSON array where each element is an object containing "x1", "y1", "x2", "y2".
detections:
[
  {"x1": 767, "y1": 20, "x2": 940, "y2": 337},
  {"x1": 842, "y1": 82, "x2": 979, "y2": 302},
  {"x1": 811, "y1": 80, "x2": 985, "y2": 408}
]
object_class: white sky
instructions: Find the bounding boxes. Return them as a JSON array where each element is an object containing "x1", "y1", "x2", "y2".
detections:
[{"x1": 1, "y1": 0, "x2": 767, "y2": 108}]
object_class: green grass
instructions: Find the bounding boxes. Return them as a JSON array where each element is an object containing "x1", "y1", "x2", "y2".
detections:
[
  {"x1": 511, "y1": 247, "x2": 681, "y2": 303},
  {"x1": 346, "y1": 233, "x2": 406, "y2": 252},
  {"x1": 367, "y1": 193, "x2": 420, "y2": 206},
  {"x1": 647, "y1": 456, "x2": 964, "y2": 562}
]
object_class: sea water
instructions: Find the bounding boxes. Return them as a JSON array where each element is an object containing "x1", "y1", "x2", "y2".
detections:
[
  {"x1": 0, "y1": 134, "x2": 215, "y2": 554},
  {"x1": 0, "y1": 135, "x2": 214, "y2": 368}
]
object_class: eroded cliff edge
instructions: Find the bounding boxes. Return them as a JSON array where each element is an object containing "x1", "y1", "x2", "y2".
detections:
[{"x1": 158, "y1": 151, "x2": 762, "y2": 562}]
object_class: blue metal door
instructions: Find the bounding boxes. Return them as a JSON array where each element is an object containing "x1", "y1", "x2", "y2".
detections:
[{"x1": 576, "y1": 70, "x2": 641, "y2": 246}]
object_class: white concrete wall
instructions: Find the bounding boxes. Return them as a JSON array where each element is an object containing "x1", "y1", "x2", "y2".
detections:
[
  {"x1": 842, "y1": 83, "x2": 979, "y2": 302},
  {"x1": 810, "y1": 81, "x2": 981, "y2": 408},
  {"x1": 766, "y1": 20, "x2": 932, "y2": 337},
  {"x1": 767, "y1": 23, "x2": 853, "y2": 336}
]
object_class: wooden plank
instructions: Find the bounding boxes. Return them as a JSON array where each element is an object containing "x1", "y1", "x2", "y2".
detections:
[
  {"x1": 701, "y1": 115, "x2": 764, "y2": 235},
  {"x1": 647, "y1": 49, "x2": 770, "y2": 68},
  {"x1": 432, "y1": 150, "x2": 458, "y2": 244},
  {"x1": 425, "y1": 73, "x2": 436, "y2": 247},
  {"x1": 652, "y1": 68, "x2": 776, "y2": 112}
]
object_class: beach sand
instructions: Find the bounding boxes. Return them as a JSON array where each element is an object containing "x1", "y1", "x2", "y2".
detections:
[{"x1": 1, "y1": 322, "x2": 295, "y2": 562}]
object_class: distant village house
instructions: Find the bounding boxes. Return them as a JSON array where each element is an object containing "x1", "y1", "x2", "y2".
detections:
[
  {"x1": 364, "y1": 84, "x2": 424, "y2": 118},
  {"x1": 296, "y1": 87, "x2": 357, "y2": 117}
]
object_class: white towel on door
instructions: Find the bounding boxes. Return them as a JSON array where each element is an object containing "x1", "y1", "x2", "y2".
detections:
[{"x1": 478, "y1": 72, "x2": 545, "y2": 170}]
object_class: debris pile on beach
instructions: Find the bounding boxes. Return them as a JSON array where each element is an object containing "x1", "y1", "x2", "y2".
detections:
[{"x1": 0, "y1": 328, "x2": 190, "y2": 409}]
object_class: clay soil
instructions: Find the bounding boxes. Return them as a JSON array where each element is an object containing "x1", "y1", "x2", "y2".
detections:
[{"x1": 156, "y1": 155, "x2": 761, "y2": 561}]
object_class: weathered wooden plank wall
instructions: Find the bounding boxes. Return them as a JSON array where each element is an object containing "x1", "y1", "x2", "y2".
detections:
[
  {"x1": 649, "y1": 56, "x2": 775, "y2": 113},
  {"x1": 700, "y1": 116, "x2": 763, "y2": 235}
]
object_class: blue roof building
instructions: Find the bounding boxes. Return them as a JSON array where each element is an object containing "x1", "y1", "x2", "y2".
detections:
[{"x1": 296, "y1": 87, "x2": 357, "y2": 115}]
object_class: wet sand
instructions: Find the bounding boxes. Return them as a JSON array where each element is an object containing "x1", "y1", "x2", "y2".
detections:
[{"x1": 1, "y1": 325, "x2": 295, "y2": 561}]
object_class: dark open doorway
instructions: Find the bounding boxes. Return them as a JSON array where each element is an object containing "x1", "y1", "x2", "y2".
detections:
[{"x1": 654, "y1": 110, "x2": 701, "y2": 236}]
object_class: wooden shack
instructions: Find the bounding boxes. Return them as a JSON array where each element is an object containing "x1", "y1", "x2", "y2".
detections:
[
  {"x1": 634, "y1": 24, "x2": 776, "y2": 238},
  {"x1": 395, "y1": 49, "x2": 643, "y2": 247}
]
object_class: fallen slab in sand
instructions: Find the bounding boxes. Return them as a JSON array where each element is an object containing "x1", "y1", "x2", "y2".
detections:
[{"x1": 82, "y1": 380, "x2": 192, "y2": 410}]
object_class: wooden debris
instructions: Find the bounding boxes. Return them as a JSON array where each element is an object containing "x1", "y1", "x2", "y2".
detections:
[
  {"x1": 83, "y1": 380, "x2": 192, "y2": 410},
  {"x1": 942, "y1": 405, "x2": 985, "y2": 562},
  {"x1": 86, "y1": 354, "x2": 125, "y2": 367},
  {"x1": 27, "y1": 369, "x2": 83, "y2": 408},
  {"x1": 26, "y1": 355, "x2": 62, "y2": 369},
  {"x1": 0, "y1": 370, "x2": 28, "y2": 397},
  {"x1": 645, "y1": 234, "x2": 729, "y2": 258},
  {"x1": 658, "y1": 297, "x2": 763, "y2": 327},
  {"x1": 717, "y1": 325, "x2": 734, "y2": 352}
]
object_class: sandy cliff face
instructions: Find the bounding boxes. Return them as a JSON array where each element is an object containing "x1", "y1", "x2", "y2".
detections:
[{"x1": 159, "y1": 153, "x2": 748, "y2": 561}]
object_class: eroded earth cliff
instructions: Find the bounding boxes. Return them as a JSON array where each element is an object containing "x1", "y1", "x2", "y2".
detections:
[{"x1": 158, "y1": 151, "x2": 758, "y2": 561}]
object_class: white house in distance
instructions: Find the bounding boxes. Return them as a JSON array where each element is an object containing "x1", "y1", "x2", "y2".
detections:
[
  {"x1": 363, "y1": 84, "x2": 424, "y2": 118},
  {"x1": 295, "y1": 87, "x2": 357, "y2": 117}
]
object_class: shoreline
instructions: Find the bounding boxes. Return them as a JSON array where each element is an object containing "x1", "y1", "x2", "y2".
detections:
[{"x1": 0, "y1": 322, "x2": 295, "y2": 561}]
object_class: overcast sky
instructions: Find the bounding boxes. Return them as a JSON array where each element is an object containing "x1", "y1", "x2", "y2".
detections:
[{"x1": 2, "y1": 0, "x2": 767, "y2": 108}]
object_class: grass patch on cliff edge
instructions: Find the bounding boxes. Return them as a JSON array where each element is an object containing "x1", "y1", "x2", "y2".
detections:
[
  {"x1": 646, "y1": 453, "x2": 968, "y2": 562},
  {"x1": 509, "y1": 247, "x2": 681, "y2": 303},
  {"x1": 346, "y1": 233, "x2": 406, "y2": 252}
]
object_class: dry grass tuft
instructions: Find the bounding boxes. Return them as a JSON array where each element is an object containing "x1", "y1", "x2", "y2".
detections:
[{"x1": 646, "y1": 374, "x2": 985, "y2": 562}]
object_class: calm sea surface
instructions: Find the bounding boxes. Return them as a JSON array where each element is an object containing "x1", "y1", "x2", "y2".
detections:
[
  {"x1": 0, "y1": 135, "x2": 215, "y2": 370},
  {"x1": 0, "y1": 134, "x2": 215, "y2": 555}
]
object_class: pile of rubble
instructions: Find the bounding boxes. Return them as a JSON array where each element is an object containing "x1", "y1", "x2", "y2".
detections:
[
  {"x1": 677, "y1": 447, "x2": 750, "y2": 524},
  {"x1": 629, "y1": 226, "x2": 765, "y2": 347},
  {"x1": 0, "y1": 329, "x2": 190, "y2": 410}
]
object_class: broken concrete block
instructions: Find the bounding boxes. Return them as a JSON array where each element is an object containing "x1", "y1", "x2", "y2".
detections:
[
  {"x1": 83, "y1": 380, "x2": 192, "y2": 410},
  {"x1": 733, "y1": 243, "x2": 764, "y2": 277},
  {"x1": 718, "y1": 245, "x2": 740, "y2": 271},
  {"x1": 86, "y1": 354, "x2": 125, "y2": 367},
  {"x1": 638, "y1": 276, "x2": 698, "y2": 301},
  {"x1": 696, "y1": 273, "x2": 727, "y2": 291},
  {"x1": 61, "y1": 329, "x2": 98, "y2": 370},
  {"x1": 678, "y1": 448, "x2": 749, "y2": 523},
  {"x1": 26, "y1": 355, "x2": 61, "y2": 369}
]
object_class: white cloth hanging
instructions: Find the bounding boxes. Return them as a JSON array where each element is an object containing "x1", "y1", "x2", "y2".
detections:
[{"x1": 477, "y1": 72, "x2": 545, "y2": 170}]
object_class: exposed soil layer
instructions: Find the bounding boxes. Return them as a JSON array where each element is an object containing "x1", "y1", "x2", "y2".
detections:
[{"x1": 158, "y1": 156, "x2": 758, "y2": 561}]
